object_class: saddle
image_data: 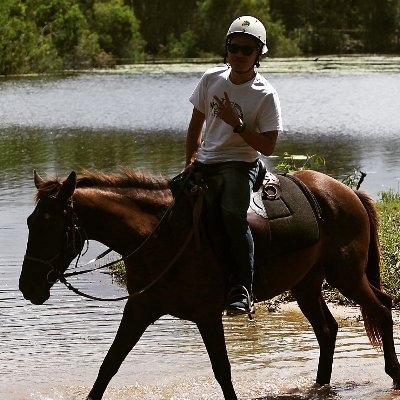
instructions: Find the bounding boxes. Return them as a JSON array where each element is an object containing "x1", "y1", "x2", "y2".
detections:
[
  {"x1": 169, "y1": 166, "x2": 322, "y2": 256},
  {"x1": 250, "y1": 171, "x2": 322, "y2": 255}
]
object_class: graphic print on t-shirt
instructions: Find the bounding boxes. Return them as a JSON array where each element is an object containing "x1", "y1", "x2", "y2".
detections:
[{"x1": 210, "y1": 96, "x2": 244, "y2": 120}]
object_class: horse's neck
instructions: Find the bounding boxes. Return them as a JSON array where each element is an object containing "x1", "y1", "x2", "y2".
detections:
[{"x1": 73, "y1": 187, "x2": 172, "y2": 254}]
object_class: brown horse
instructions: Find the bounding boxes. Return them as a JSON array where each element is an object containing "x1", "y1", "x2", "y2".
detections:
[{"x1": 19, "y1": 168, "x2": 400, "y2": 400}]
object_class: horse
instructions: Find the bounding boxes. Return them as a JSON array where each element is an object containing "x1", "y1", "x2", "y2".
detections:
[{"x1": 19, "y1": 168, "x2": 400, "y2": 400}]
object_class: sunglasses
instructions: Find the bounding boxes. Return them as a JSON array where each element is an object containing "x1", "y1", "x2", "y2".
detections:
[{"x1": 227, "y1": 43, "x2": 257, "y2": 56}]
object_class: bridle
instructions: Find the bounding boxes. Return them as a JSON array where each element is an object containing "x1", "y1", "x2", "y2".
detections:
[
  {"x1": 24, "y1": 198, "x2": 87, "y2": 282},
  {"x1": 23, "y1": 179, "x2": 198, "y2": 302}
]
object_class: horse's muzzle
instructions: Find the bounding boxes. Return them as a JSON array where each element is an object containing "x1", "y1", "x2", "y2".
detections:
[{"x1": 19, "y1": 274, "x2": 51, "y2": 305}]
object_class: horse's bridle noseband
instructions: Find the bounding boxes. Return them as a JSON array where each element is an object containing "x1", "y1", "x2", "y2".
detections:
[{"x1": 24, "y1": 198, "x2": 87, "y2": 285}]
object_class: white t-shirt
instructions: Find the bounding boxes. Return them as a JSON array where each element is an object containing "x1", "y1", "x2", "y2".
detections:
[{"x1": 189, "y1": 66, "x2": 283, "y2": 163}]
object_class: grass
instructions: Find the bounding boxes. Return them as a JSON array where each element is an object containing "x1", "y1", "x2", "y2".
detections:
[{"x1": 378, "y1": 190, "x2": 400, "y2": 304}]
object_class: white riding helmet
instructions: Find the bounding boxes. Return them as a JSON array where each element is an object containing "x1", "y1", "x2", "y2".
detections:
[{"x1": 226, "y1": 16, "x2": 268, "y2": 54}]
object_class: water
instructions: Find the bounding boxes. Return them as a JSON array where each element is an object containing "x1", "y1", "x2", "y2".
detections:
[{"x1": 1, "y1": 69, "x2": 400, "y2": 399}]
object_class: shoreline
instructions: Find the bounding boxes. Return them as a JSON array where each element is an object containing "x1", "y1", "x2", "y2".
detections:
[
  {"x1": 113, "y1": 55, "x2": 400, "y2": 75},
  {"x1": 2, "y1": 55, "x2": 400, "y2": 79}
]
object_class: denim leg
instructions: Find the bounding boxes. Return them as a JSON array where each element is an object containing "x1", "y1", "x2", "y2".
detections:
[{"x1": 218, "y1": 162, "x2": 257, "y2": 294}]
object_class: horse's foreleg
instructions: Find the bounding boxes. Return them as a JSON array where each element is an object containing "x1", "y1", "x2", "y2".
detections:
[
  {"x1": 197, "y1": 317, "x2": 238, "y2": 400},
  {"x1": 87, "y1": 298, "x2": 160, "y2": 400},
  {"x1": 292, "y1": 273, "x2": 338, "y2": 386}
]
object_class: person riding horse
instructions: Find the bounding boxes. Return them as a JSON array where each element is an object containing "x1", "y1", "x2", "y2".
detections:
[{"x1": 185, "y1": 15, "x2": 283, "y2": 315}]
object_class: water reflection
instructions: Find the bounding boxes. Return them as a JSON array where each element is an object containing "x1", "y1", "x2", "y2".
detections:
[
  {"x1": 2, "y1": 125, "x2": 399, "y2": 199},
  {"x1": 0, "y1": 127, "x2": 185, "y2": 180}
]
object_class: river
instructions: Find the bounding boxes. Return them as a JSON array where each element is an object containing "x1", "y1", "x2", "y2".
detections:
[{"x1": 1, "y1": 66, "x2": 400, "y2": 399}]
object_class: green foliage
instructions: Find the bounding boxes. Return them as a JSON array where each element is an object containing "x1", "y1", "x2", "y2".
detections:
[
  {"x1": 31, "y1": 0, "x2": 90, "y2": 67},
  {"x1": 379, "y1": 188, "x2": 400, "y2": 204},
  {"x1": 270, "y1": 0, "x2": 400, "y2": 54},
  {"x1": 93, "y1": 0, "x2": 144, "y2": 61},
  {"x1": 0, "y1": 0, "x2": 145, "y2": 74},
  {"x1": 275, "y1": 153, "x2": 326, "y2": 174},
  {"x1": 164, "y1": 30, "x2": 199, "y2": 58},
  {"x1": 264, "y1": 20, "x2": 301, "y2": 57},
  {"x1": 377, "y1": 193, "x2": 400, "y2": 303},
  {"x1": 110, "y1": 259, "x2": 127, "y2": 286},
  {"x1": 0, "y1": 1, "x2": 59, "y2": 74}
]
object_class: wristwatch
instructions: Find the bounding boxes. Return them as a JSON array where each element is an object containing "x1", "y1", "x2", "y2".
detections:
[{"x1": 233, "y1": 122, "x2": 246, "y2": 133}]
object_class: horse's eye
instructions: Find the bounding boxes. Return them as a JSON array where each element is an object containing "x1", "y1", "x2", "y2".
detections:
[{"x1": 43, "y1": 213, "x2": 52, "y2": 220}]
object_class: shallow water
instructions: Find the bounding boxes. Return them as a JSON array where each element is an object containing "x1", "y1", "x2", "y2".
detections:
[{"x1": 1, "y1": 70, "x2": 400, "y2": 399}]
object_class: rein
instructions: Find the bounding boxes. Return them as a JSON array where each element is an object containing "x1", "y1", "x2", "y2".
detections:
[
  {"x1": 59, "y1": 195, "x2": 193, "y2": 302},
  {"x1": 59, "y1": 226, "x2": 194, "y2": 301}
]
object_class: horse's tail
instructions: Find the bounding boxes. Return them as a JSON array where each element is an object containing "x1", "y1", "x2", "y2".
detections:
[
  {"x1": 356, "y1": 190, "x2": 382, "y2": 290},
  {"x1": 355, "y1": 190, "x2": 392, "y2": 348}
]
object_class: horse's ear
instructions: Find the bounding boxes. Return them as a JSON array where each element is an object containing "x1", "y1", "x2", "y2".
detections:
[
  {"x1": 57, "y1": 171, "x2": 77, "y2": 202},
  {"x1": 33, "y1": 170, "x2": 44, "y2": 188}
]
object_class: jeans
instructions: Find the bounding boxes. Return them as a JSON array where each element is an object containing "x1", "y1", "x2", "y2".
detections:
[{"x1": 194, "y1": 160, "x2": 259, "y2": 294}]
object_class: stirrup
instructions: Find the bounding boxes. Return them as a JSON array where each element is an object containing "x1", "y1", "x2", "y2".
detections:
[{"x1": 225, "y1": 285, "x2": 255, "y2": 319}]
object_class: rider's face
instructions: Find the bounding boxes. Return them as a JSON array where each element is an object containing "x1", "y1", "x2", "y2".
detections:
[{"x1": 227, "y1": 34, "x2": 259, "y2": 74}]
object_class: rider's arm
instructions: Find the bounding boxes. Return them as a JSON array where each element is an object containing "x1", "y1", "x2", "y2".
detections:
[
  {"x1": 185, "y1": 107, "x2": 205, "y2": 166},
  {"x1": 238, "y1": 129, "x2": 278, "y2": 156}
]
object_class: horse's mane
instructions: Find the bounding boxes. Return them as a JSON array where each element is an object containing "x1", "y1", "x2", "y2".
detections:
[{"x1": 35, "y1": 169, "x2": 170, "y2": 202}]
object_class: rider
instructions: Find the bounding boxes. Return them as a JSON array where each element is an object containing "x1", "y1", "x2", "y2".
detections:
[{"x1": 185, "y1": 16, "x2": 283, "y2": 314}]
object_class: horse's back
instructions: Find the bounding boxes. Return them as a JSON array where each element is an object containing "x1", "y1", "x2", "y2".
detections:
[{"x1": 293, "y1": 170, "x2": 371, "y2": 236}]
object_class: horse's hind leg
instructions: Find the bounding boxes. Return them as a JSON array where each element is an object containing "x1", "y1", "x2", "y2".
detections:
[
  {"x1": 197, "y1": 316, "x2": 238, "y2": 400},
  {"x1": 371, "y1": 286, "x2": 400, "y2": 388},
  {"x1": 87, "y1": 298, "x2": 160, "y2": 400},
  {"x1": 292, "y1": 267, "x2": 338, "y2": 386},
  {"x1": 336, "y1": 278, "x2": 400, "y2": 388}
]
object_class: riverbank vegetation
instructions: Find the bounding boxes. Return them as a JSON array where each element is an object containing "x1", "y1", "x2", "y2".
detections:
[
  {"x1": 1, "y1": 0, "x2": 400, "y2": 75},
  {"x1": 378, "y1": 190, "x2": 400, "y2": 304}
]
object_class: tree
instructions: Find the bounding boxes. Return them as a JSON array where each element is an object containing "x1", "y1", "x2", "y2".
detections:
[
  {"x1": 28, "y1": 0, "x2": 88, "y2": 54},
  {"x1": 195, "y1": 0, "x2": 300, "y2": 57},
  {"x1": 129, "y1": 0, "x2": 198, "y2": 54},
  {"x1": 361, "y1": 0, "x2": 399, "y2": 52},
  {"x1": 93, "y1": 0, "x2": 144, "y2": 61},
  {"x1": 0, "y1": 0, "x2": 61, "y2": 74}
]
